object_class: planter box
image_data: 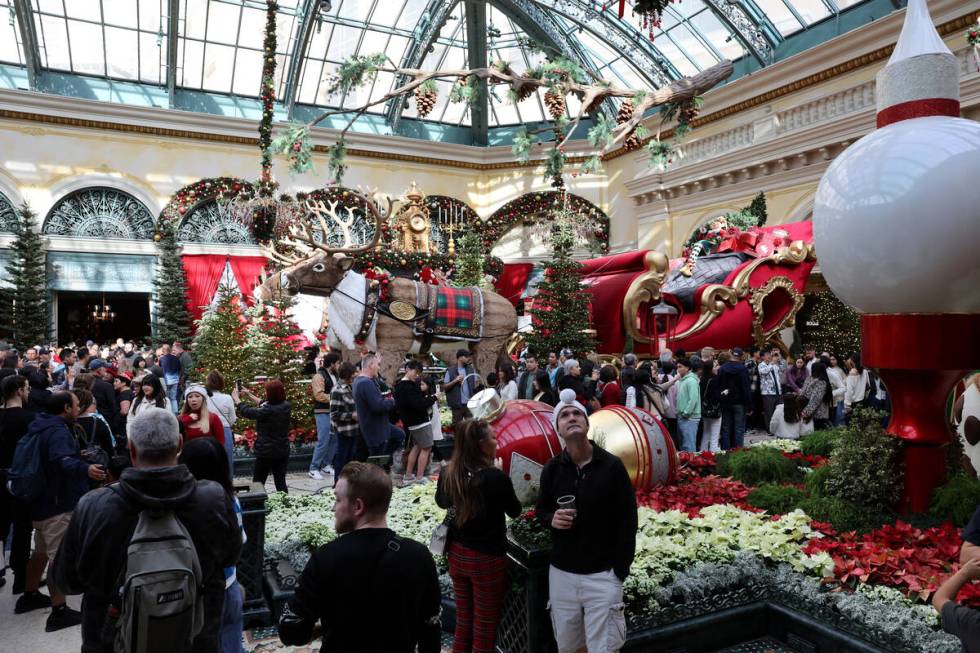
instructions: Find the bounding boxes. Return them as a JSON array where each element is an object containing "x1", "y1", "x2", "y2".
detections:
[
  {"x1": 236, "y1": 481, "x2": 271, "y2": 627},
  {"x1": 233, "y1": 451, "x2": 315, "y2": 479}
]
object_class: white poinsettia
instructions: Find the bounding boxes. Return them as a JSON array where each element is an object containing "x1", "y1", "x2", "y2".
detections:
[{"x1": 749, "y1": 438, "x2": 802, "y2": 453}]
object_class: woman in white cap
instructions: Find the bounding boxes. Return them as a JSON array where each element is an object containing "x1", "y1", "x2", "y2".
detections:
[{"x1": 178, "y1": 384, "x2": 225, "y2": 447}]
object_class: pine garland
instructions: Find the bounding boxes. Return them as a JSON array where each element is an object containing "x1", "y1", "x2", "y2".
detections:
[
  {"x1": 153, "y1": 228, "x2": 193, "y2": 346},
  {"x1": 451, "y1": 231, "x2": 489, "y2": 288},
  {"x1": 259, "y1": 0, "x2": 279, "y2": 183},
  {"x1": 2, "y1": 203, "x2": 49, "y2": 348}
]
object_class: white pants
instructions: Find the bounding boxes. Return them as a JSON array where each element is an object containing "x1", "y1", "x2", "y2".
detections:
[
  {"x1": 548, "y1": 566, "x2": 626, "y2": 653},
  {"x1": 702, "y1": 416, "x2": 722, "y2": 453}
]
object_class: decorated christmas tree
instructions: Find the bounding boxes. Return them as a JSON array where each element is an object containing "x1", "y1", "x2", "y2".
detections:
[
  {"x1": 191, "y1": 283, "x2": 254, "y2": 385},
  {"x1": 2, "y1": 203, "x2": 49, "y2": 349},
  {"x1": 451, "y1": 231, "x2": 489, "y2": 288},
  {"x1": 246, "y1": 287, "x2": 312, "y2": 429},
  {"x1": 798, "y1": 289, "x2": 861, "y2": 356},
  {"x1": 154, "y1": 228, "x2": 193, "y2": 346},
  {"x1": 525, "y1": 216, "x2": 595, "y2": 357}
]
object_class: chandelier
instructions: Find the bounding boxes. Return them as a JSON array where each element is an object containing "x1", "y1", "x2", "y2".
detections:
[{"x1": 91, "y1": 296, "x2": 115, "y2": 322}]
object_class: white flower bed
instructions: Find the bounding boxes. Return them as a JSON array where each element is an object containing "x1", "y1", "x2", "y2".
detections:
[{"x1": 749, "y1": 438, "x2": 802, "y2": 453}]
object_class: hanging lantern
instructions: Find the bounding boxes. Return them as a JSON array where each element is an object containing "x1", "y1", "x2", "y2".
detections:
[{"x1": 648, "y1": 300, "x2": 679, "y2": 357}]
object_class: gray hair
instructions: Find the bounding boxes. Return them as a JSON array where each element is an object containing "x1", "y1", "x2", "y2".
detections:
[
  {"x1": 563, "y1": 358, "x2": 579, "y2": 374},
  {"x1": 659, "y1": 349, "x2": 673, "y2": 364},
  {"x1": 623, "y1": 353, "x2": 638, "y2": 367},
  {"x1": 127, "y1": 407, "x2": 181, "y2": 461}
]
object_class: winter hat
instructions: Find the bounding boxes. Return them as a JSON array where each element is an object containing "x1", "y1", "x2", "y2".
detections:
[
  {"x1": 552, "y1": 388, "x2": 589, "y2": 431},
  {"x1": 183, "y1": 383, "x2": 209, "y2": 400}
]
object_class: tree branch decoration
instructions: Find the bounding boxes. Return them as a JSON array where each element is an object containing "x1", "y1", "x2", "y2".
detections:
[{"x1": 273, "y1": 51, "x2": 732, "y2": 184}]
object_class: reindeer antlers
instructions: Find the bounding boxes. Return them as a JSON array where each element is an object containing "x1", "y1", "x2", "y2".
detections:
[{"x1": 264, "y1": 190, "x2": 383, "y2": 263}]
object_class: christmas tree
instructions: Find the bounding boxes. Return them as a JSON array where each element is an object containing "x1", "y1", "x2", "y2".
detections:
[
  {"x1": 525, "y1": 217, "x2": 595, "y2": 357},
  {"x1": 798, "y1": 290, "x2": 861, "y2": 356},
  {"x1": 154, "y1": 228, "x2": 193, "y2": 346},
  {"x1": 192, "y1": 283, "x2": 254, "y2": 385},
  {"x1": 745, "y1": 191, "x2": 768, "y2": 226},
  {"x1": 451, "y1": 230, "x2": 489, "y2": 288},
  {"x1": 2, "y1": 203, "x2": 49, "y2": 349},
  {"x1": 246, "y1": 287, "x2": 313, "y2": 429}
]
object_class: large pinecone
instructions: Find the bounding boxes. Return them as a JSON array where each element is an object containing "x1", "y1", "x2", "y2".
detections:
[
  {"x1": 618, "y1": 99, "x2": 642, "y2": 151},
  {"x1": 544, "y1": 90, "x2": 566, "y2": 120},
  {"x1": 679, "y1": 100, "x2": 700, "y2": 125},
  {"x1": 415, "y1": 86, "x2": 437, "y2": 118}
]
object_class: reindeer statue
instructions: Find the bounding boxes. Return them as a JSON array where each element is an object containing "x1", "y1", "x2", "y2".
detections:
[{"x1": 255, "y1": 191, "x2": 517, "y2": 383}]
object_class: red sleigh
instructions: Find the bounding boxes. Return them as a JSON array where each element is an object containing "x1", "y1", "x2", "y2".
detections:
[{"x1": 578, "y1": 221, "x2": 816, "y2": 356}]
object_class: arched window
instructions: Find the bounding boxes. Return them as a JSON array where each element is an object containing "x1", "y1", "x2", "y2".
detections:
[
  {"x1": 177, "y1": 199, "x2": 255, "y2": 245},
  {"x1": 44, "y1": 188, "x2": 155, "y2": 240},
  {"x1": 0, "y1": 191, "x2": 16, "y2": 233}
]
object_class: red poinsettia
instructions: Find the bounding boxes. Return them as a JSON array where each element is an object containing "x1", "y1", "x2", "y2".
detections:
[
  {"x1": 803, "y1": 520, "x2": 978, "y2": 604},
  {"x1": 782, "y1": 451, "x2": 828, "y2": 468},
  {"x1": 678, "y1": 450, "x2": 718, "y2": 476},
  {"x1": 637, "y1": 474, "x2": 757, "y2": 518}
]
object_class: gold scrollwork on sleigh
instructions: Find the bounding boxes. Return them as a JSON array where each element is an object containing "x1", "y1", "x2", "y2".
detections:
[{"x1": 749, "y1": 276, "x2": 805, "y2": 349}]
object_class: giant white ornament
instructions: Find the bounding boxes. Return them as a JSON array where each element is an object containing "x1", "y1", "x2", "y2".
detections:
[
  {"x1": 813, "y1": 116, "x2": 980, "y2": 314},
  {"x1": 812, "y1": 0, "x2": 980, "y2": 315}
]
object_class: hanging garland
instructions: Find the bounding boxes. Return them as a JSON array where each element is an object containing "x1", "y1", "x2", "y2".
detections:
[
  {"x1": 478, "y1": 191, "x2": 610, "y2": 255},
  {"x1": 259, "y1": 0, "x2": 278, "y2": 183},
  {"x1": 157, "y1": 177, "x2": 252, "y2": 237}
]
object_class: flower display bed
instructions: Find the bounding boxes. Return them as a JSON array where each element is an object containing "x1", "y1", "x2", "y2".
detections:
[{"x1": 260, "y1": 436, "x2": 966, "y2": 652}]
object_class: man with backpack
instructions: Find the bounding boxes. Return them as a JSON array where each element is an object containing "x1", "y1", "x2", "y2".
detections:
[
  {"x1": 52, "y1": 407, "x2": 242, "y2": 652},
  {"x1": 0, "y1": 374, "x2": 36, "y2": 593},
  {"x1": 13, "y1": 391, "x2": 104, "y2": 631}
]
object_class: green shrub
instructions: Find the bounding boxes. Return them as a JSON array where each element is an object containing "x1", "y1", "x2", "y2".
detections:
[
  {"x1": 800, "y1": 427, "x2": 845, "y2": 457},
  {"x1": 747, "y1": 483, "x2": 806, "y2": 514},
  {"x1": 805, "y1": 464, "x2": 832, "y2": 498},
  {"x1": 799, "y1": 496, "x2": 883, "y2": 533},
  {"x1": 714, "y1": 451, "x2": 732, "y2": 478},
  {"x1": 930, "y1": 475, "x2": 980, "y2": 526},
  {"x1": 727, "y1": 447, "x2": 802, "y2": 487},
  {"x1": 824, "y1": 408, "x2": 903, "y2": 511}
]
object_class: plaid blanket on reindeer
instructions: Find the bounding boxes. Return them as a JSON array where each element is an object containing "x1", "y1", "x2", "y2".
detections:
[{"x1": 413, "y1": 283, "x2": 485, "y2": 341}]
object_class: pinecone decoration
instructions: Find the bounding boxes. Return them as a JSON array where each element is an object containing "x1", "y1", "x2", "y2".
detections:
[
  {"x1": 415, "y1": 85, "x2": 437, "y2": 118},
  {"x1": 679, "y1": 100, "x2": 700, "y2": 125},
  {"x1": 617, "y1": 100, "x2": 642, "y2": 151},
  {"x1": 544, "y1": 90, "x2": 566, "y2": 120}
]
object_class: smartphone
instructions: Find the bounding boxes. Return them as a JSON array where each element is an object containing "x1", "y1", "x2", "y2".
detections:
[{"x1": 236, "y1": 379, "x2": 243, "y2": 392}]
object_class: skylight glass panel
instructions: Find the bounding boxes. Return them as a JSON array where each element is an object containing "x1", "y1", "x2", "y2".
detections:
[
  {"x1": 689, "y1": 10, "x2": 742, "y2": 61},
  {"x1": 31, "y1": 0, "x2": 167, "y2": 83},
  {"x1": 337, "y1": 0, "x2": 375, "y2": 23},
  {"x1": 177, "y1": 0, "x2": 299, "y2": 96},
  {"x1": 787, "y1": 0, "x2": 832, "y2": 26},
  {"x1": 753, "y1": 0, "x2": 806, "y2": 35},
  {"x1": 0, "y1": 1, "x2": 26, "y2": 65},
  {"x1": 666, "y1": 24, "x2": 716, "y2": 70}
]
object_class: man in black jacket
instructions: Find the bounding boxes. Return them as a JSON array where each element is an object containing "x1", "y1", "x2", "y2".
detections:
[
  {"x1": 536, "y1": 388, "x2": 637, "y2": 653},
  {"x1": 279, "y1": 462, "x2": 441, "y2": 652},
  {"x1": 52, "y1": 407, "x2": 242, "y2": 653},
  {"x1": 717, "y1": 347, "x2": 753, "y2": 449},
  {"x1": 87, "y1": 359, "x2": 118, "y2": 427}
]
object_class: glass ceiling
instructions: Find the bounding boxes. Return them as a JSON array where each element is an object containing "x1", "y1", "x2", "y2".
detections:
[{"x1": 0, "y1": 0, "x2": 878, "y2": 138}]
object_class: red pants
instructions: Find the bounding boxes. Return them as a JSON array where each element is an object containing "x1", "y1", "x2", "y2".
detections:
[{"x1": 448, "y1": 542, "x2": 509, "y2": 653}]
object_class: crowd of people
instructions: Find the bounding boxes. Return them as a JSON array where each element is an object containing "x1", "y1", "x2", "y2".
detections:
[{"x1": 1, "y1": 333, "x2": 900, "y2": 653}]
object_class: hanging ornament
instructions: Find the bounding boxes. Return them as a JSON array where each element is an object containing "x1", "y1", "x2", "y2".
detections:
[
  {"x1": 414, "y1": 80, "x2": 438, "y2": 118},
  {"x1": 617, "y1": 99, "x2": 642, "y2": 151},
  {"x1": 544, "y1": 90, "x2": 566, "y2": 121}
]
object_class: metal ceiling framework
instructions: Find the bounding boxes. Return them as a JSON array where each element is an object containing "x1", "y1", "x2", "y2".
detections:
[{"x1": 2, "y1": 0, "x2": 883, "y2": 139}]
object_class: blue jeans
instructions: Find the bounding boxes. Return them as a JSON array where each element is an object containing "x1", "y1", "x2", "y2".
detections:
[
  {"x1": 367, "y1": 424, "x2": 405, "y2": 457},
  {"x1": 223, "y1": 426, "x2": 235, "y2": 479},
  {"x1": 166, "y1": 383, "x2": 179, "y2": 414},
  {"x1": 220, "y1": 580, "x2": 244, "y2": 653},
  {"x1": 834, "y1": 400, "x2": 844, "y2": 426},
  {"x1": 310, "y1": 413, "x2": 335, "y2": 472},
  {"x1": 720, "y1": 404, "x2": 746, "y2": 450},
  {"x1": 678, "y1": 417, "x2": 700, "y2": 452}
]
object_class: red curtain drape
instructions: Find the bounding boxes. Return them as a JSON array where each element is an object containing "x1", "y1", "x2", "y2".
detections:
[
  {"x1": 181, "y1": 255, "x2": 228, "y2": 325},
  {"x1": 494, "y1": 263, "x2": 534, "y2": 307},
  {"x1": 229, "y1": 256, "x2": 270, "y2": 305}
]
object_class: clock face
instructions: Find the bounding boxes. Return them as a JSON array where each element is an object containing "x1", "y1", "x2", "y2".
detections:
[{"x1": 410, "y1": 215, "x2": 427, "y2": 232}]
